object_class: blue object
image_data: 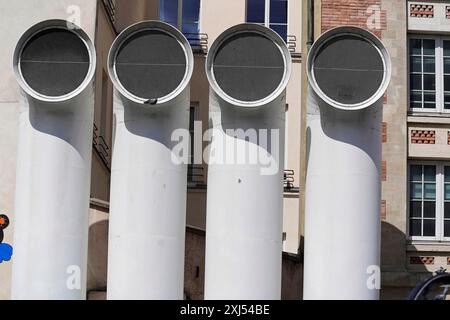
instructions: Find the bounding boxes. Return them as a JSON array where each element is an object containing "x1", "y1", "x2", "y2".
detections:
[{"x1": 0, "y1": 243, "x2": 13, "y2": 263}]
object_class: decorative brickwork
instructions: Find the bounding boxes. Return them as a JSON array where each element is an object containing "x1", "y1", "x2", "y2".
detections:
[
  {"x1": 382, "y1": 122, "x2": 387, "y2": 143},
  {"x1": 410, "y1": 4, "x2": 434, "y2": 18},
  {"x1": 448, "y1": 257, "x2": 450, "y2": 265},
  {"x1": 410, "y1": 256, "x2": 435, "y2": 265},
  {"x1": 381, "y1": 161, "x2": 387, "y2": 181},
  {"x1": 381, "y1": 200, "x2": 386, "y2": 220},
  {"x1": 411, "y1": 130, "x2": 435, "y2": 144},
  {"x1": 447, "y1": 132, "x2": 450, "y2": 145},
  {"x1": 447, "y1": 6, "x2": 450, "y2": 19}
]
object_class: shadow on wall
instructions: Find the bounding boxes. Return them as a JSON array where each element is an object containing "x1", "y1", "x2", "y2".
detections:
[
  {"x1": 87, "y1": 209, "x2": 109, "y2": 292},
  {"x1": 380, "y1": 221, "x2": 432, "y2": 300}
]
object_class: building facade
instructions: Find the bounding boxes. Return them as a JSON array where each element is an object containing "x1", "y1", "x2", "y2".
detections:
[{"x1": 0, "y1": 0, "x2": 448, "y2": 300}]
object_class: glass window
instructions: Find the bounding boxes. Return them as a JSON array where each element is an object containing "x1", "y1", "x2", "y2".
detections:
[
  {"x1": 246, "y1": 0, "x2": 288, "y2": 41},
  {"x1": 409, "y1": 38, "x2": 436, "y2": 110},
  {"x1": 160, "y1": 0, "x2": 201, "y2": 42},
  {"x1": 409, "y1": 165, "x2": 436, "y2": 238},
  {"x1": 247, "y1": 0, "x2": 265, "y2": 23},
  {"x1": 409, "y1": 163, "x2": 450, "y2": 240}
]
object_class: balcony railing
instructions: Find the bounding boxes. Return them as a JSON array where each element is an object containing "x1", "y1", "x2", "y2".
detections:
[
  {"x1": 284, "y1": 169, "x2": 295, "y2": 190},
  {"x1": 287, "y1": 35, "x2": 301, "y2": 59},
  {"x1": 185, "y1": 32, "x2": 209, "y2": 54},
  {"x1": 188, "y1": 164, "x2": 205, "y2": 186},
  {"x1": 102, "y1": 0, "x2": 116, "y2": 23},
  {"x1": 93, "y1": 123, "x2": 111, "y2": 170}
]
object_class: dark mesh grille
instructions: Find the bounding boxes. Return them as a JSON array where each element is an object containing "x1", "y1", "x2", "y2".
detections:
[
  {"x1": 212, "y1": 32, "x2": 285, "y2": 102},
  {"x1": 313, "y1": 35, "x2": 384, "y2": 106},
  {"x1": 115, "y1": 30, "x2": 187, "y2": 100},
  {"x1": 20, "y1": 29, "x2": 90, "y2": 97}
]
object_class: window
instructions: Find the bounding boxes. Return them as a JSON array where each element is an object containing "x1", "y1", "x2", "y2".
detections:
[
  {"x1": 409, "y1": 36, "x2": 450, "y2": 112},
  {"x1": 246, "y1": 0, "x2": 288, "y2": 41},
  {"x1": 408, "y1": 163, "x2": 450, "y2": 241},
  {"x1": 159, "y1": 0, "x2": 200, "y2": 37}
]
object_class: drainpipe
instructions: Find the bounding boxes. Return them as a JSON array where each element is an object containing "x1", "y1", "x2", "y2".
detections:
[
  {"x1": 303, "y1": 26, "x2": 391, "y2": 300},
  {"x1": 11, "y1": 20, "x2": 96, "y2": 299},
  {"x1": 307, "y1": 0, "x2": 314, "y2": 50},
  {"x1": 106, "y1": 21, "x2": 194, "y2": 300},
  {"x1": 204, "y1": 24, "x2": 292, "y2": 299}
]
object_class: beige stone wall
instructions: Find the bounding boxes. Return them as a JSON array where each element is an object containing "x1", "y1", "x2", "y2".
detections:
[{"x1": 380, "y1": 0, "x2": 410, "y2": 299}]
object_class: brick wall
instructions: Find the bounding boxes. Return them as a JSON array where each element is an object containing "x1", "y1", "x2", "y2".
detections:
[{"x1": 321, "y1": 0, "x2": 386, "y2": 36}]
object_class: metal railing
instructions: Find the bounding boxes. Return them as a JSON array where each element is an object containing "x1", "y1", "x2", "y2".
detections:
[
  {"x1": 93, "y1": 123, "x2": 111, "y2": 170},
  {"x1": 188, "y1": 164, "x2": 205, "y2": 185},
  {"x1": 102, "y1": 0, "x2": 116, "y2": 23},
  {"x1": 284, "y1": 169, "x2": 295, "y2": 190},
  {"x1": 287, "y1": 35, "x2": 301, "y2": 59},
  {"x1": 185, "y1": 32, "x2": 209, "y2": 54}
]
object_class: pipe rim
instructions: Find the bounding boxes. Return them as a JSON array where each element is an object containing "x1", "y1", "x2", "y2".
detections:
[
  {"x1": 206, "y1": 23, "x2": 292, "y2": 108},
  {"x1": 108, "y1": 20, "x2": 194, "y2": 105},
  {"x1": 307, "y1": 26, "x2": 391, "y2": 111},
  {"x1": 13, "y1": 19, "x2": 97, "y2": 103}
]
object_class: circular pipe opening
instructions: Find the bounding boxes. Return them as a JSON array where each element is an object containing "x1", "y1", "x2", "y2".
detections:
[
  {"x1": 307, "y1": 26, "x2": 391, "y2": 111},
  {"x1": 206, "y1": 24, "x2": 292, "y2": 108},
  {"x1": 13, "y1": 20, "x2": 96, "y2": 102},
  {"x1": 108, "y1": 21, "x2": 194, "y2": 105}
]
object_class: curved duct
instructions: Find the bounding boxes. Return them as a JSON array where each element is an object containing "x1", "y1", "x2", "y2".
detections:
[
  {"x1": 11, "y1": 20, "x2": 96, "y2": 299},
  {"x1": 204, "y1": 24, "x2": 292, "y2": 300},
  {"x1": 106, "y1": 21, "x2": 194, "y2": 300},
  {"x1": 303, "y1": 26, "x2": 391, "y2": 300}
]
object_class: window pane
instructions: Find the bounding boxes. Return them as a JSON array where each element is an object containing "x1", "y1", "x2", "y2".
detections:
[
  {"x1": 410, "y1": 219, "x2": 422, "y2": 236},
  {"x1": 410, "y1": 165, "x2": 422, "y2": 181},
  {"x1": 410, "y1": 201, "x2": 422, "y2": 218},
  {"x1": 424, "y1": 183, "x2": 436, "y2": 199},
  {"x1": 410, "y1": 74, "x2": 422, "y2": 90},
  {"x1": 423, "y1": 219, "x2": 435, "y2": 237},
  {"x1": 270, "y1": 0, "x2": 288, "y2": 24},
  {"x1": 444, "y1": 40, "x2": 450, "y2": 57},
  {"x1": 445, "y1": 220, "x2": 450, "y2": 237},
  {"x1": 247, "y1": 0, "x2": 265, "y2": 23},
  {"x1": 445, "y1": 75, "x2": 450, "y2": 92},
  {"x1": 410, "y1": 182, "x2": 422, "y2": 199},
  {"x1": 424, "y1": 165, "x2": 435, "y2": 181},
  {"x1": 183, "y1": 0, "x2": 200, "y2": 22},
  {"x1": 160, "y1": 0, "x2": 178, "y2": 24},
  {"x1": 444, "y1": 58, "x2": 450, "y2": 74},
  {"x1": 423, "y1": 56, "x2": 435, "y2": 73},
  {"x1": 423, "y1": 92, "x2": 435, "y2": 108},
  {"x1": 410, "y1": 92, "x2": 422, "y2": 108},
  {"x1": 422, "y1": 39, "x2": 435, "y2": 56},
  {"x1": 270, "y1": 24, "x2": 287, "y2": 41},
  {"x1": 423, "y1": 74, "x2": 435, "y2": 91},
  {"x1": 410, "y1": 56, "x2": 422, "y2": 73},
  {"x1": 423, "y1": 201, "x2": 435, "y2": 218},
  {"x1": 182, "y1": 22, "x2": 199, "y2": 34},
  {"x1": 409, "y1": 39, "x2": 422, "y2": 56},
  {"x1": 445, "y1": 93, "x2": 450, "y2": 110},
  {"x1": 445, "y1": 184, "x2": 450, "y2": 200},
  {"x1": 445, "y1": 202, "x2": 450, "y2": 218},
  {"x1": 445, "y1": 167, "x2": 450, "y2": 182}
]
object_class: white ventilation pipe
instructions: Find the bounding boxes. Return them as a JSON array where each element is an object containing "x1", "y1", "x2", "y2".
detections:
[
  {"x1": 11, "y1": 20, "x2": 96, "y2": 299},
  {"x1": 204, "y1": 24, "x2": 292, "y2": 300},
  {"x1": 303, "y1": 26, "x2": 391, "y2": 300},
  {"x1": 106, "y1": 21, "x2": 194, "y2": 300}
]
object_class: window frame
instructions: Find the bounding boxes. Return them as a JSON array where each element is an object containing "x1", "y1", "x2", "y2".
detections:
[
  {"x1": 245, "y1": 0, "x2": 289, "y2": 41},
  {"x1": 159, "y1": 0, "x2": 202, "y2": 35},
  {"x1": 408, "y1": 161, "x2": 450, "y2": 242},
  {"x1": 408, "y1": 34, "x2": 449, "y2": 114}
]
